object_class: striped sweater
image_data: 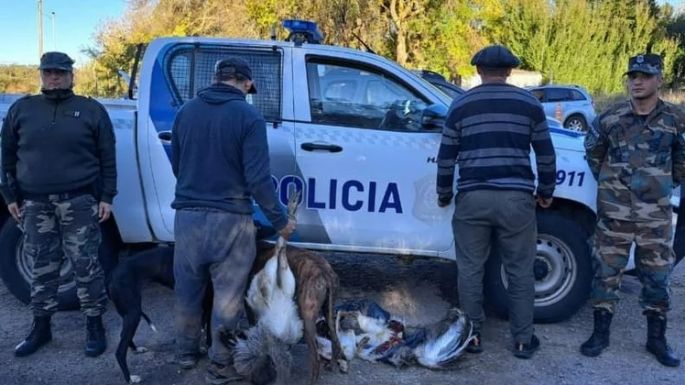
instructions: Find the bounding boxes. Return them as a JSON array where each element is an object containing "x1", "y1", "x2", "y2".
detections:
[{"x1": 436, "y1": 83, "x2": 556, "y2": 200}]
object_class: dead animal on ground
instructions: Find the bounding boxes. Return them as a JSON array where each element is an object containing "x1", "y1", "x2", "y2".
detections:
[
  {"x1": 316, "y1": 301, "x2": 474, "y2": 370},
  {"x1": 235, "y1": 192, "x2": 346, "y2": 385}
]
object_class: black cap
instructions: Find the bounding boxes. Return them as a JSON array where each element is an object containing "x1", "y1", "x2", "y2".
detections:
[
  {"x1": 625, "y1": 53, "x2": 662, "y2": 76},
  {"x1": 214, "y1": 57, "x2": 257, "y2": 94},
  {"x1": 39, "y1": 51, "x2": 74, "y2": 72},
  {"x1": 470, "y1": 45, "x2": 520, "y2": 68}
]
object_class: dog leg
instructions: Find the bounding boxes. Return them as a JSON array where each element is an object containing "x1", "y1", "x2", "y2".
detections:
[
  {"x1": 327, "y1": 286, "x2": 346, "y2": 374},
  {"x1": 116, "y1": 312, "x2": 142, "y2": 384}
]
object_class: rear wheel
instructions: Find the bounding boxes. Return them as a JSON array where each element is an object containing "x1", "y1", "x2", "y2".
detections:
[
  {"x1": 564, "y1": 114, "x2": 588, "y2": 132},
  {"x1": 0, "y1": 218, "x2": 122, "y2": 310},
  {"x1": 484, "y1": 211, "x2": 592, "y2": 323}
]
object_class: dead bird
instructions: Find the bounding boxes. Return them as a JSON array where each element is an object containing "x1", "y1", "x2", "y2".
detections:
[
  {"x1": 246, "y1": 193, "x2": 303, "y2": 345},
  {"x1": 242, "y1": 192, "x2": 346, "y2": 385},
  {"x1": 380, "y1": 308, "x2": 474, "y2": 369}
]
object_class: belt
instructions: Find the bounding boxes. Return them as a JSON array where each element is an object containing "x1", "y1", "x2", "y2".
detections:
[{"x1": 23, "y1": 185, "x2": 94, "y2": 202}]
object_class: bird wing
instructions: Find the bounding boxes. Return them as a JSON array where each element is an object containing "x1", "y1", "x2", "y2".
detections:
[{"x1": 414, "y1": 315, "x2": 473, "y2": 369}]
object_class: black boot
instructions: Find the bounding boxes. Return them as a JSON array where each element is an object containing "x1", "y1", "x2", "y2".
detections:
[
  {"x1": 645, "y1": 311, "x2": 680, "y2": 367},
  {"x1": 85, "y1": 315, "x2": 107, "y2": 357},
  {"x1": 15, "y1": 316, "x2": 52, "y2": 357},
  {"x1": 580, "y1": 309, "x2": 612, "y2": 357}
]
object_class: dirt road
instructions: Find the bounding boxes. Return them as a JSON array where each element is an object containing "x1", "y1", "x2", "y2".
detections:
[{"x1": 0, "y1": 252, "x2": 684, "y2": 385}]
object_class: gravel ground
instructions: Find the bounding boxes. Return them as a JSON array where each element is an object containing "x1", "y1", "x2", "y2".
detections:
[{"x1": 0, "y1": 251, "x2": 684, "y2": 385}]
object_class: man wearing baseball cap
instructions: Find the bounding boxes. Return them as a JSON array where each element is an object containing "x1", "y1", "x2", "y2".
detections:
[
  {"x1": 171, "y1": 57, "x2": 295, "y2": 383},
  {"x1": 437, "y1": 44, "x2": 556, "y2": 359},
  {"x1": 1, "y1": 51, "x2": 117, "y2": 358},
  {"x1": 582, "y1": 53, "x2": 684, "y2": 367}
]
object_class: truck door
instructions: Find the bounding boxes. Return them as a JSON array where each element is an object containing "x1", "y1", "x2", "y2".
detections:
[
  {"x1": 137, "y1": 40, "x2": 295, "y2": 241},
  {"x1": 290, "y1": 51, "x2": 454, "y2": 255}
]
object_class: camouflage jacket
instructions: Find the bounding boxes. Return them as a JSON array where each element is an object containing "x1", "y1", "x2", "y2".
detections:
[{"x1": 585, "y1": 99, "x2": 685, "y2": 222}]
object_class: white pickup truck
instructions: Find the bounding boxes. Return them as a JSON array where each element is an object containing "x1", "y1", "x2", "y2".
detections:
[{"x1": 1, "y1": 31, "x2": 678, "y2": 323}]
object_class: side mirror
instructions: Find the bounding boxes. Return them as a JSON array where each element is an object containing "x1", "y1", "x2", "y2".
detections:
[{"x1": 422, "y1": 104, "x2": 448, "y2": 131}]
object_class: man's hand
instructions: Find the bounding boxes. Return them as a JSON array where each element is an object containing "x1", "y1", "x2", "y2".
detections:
[
  {"x1": 98, "y1": 202, "x2": 112, "y2": 223},
  {"x1": 438, "y1": 194, "x2": 452, "y2": 208},
  {"x1": 278, "y1": 219, "x2": 296, "y2": 240},
  {"x1": 7, "y1": 202, "x2": 21, "y2": 223},
  {"x1": 536, "y1": 196, "x2": 553, "y2": 208}
]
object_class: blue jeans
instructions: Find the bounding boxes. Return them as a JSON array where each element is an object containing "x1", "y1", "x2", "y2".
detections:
[{"x1": 173, "y1": 208, "x2": 255, "y2": 365}]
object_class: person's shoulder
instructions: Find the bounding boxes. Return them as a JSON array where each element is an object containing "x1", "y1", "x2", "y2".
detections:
[
  {"x1": 72, "y1": 94, "x2": 109, "y2": 114},
  {"x1": 659, "y1": 101, "x2": 685, "y2": 132},
  {"x1": 233, "y1": 100, "x2": 264, "y2": 123},
  {"x1": 10, "y1": 94, "x2": 41, "y2": 109},
  {"x1": 661, "y1": 100, "x2": 685, "y2": 119},
  {"x1": 598, "y1": 100, "x2": 631, "y2": 125}
]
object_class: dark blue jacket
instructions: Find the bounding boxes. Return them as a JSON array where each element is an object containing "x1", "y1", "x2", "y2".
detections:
[
  {"x1": 1, "y1": 91, "x2": 117, "y2": 204},
  {"x1": 171, "y1": 83, "x2": 287, "y2": 231}
]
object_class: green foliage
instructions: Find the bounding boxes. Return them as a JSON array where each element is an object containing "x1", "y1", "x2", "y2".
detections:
[
  {"x1": 5, "y1": 0, "x2": 681, "y2": 98},
  {"x1": 0, "y1": 65, "x2": 40, "y2": 94},
  {"x1": 493, "y1": 0, "x2": 679, "y2": 94}
]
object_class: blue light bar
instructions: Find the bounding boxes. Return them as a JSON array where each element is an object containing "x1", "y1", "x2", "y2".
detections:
[{"x1": 282, "y1": 19, "x2": 323, "y2": 45}]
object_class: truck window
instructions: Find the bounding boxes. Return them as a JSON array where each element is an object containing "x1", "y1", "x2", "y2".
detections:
[
  {"x1": 165, "y1": 45, "x2": 283, "y2": 122},
  {"x1": 305, "y1": 60, "x2": 428, "y2": 132}
]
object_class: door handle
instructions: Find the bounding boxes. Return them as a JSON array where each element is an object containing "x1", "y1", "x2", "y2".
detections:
[
  {"x1": 300, "y1": 142, "x2": 343, "y2": 153},
  {"x1": 158, "y1": 131, "x2": 172, "y2": 144}
]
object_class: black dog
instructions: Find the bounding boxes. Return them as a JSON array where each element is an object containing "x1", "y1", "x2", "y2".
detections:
[{"x1": 108, "y1": 246, "x2": 213, "y2": 383}]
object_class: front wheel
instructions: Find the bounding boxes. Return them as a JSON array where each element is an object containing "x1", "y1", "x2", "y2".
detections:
[
  {"x1": 0, "y1": 218, "x2": 122, "y2": 310},
  {"x1": 484, "y1": 211, "x2": 592, "y2": 323}
]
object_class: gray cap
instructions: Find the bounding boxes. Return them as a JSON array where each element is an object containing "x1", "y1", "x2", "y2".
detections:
[
  {"x1": 39, "y1": 51, "x2": 74, "y2": 72},
  {"x1": 470, "y1": 45, "x2": 520, "y2": 68},
  {"x1": 214, "y1": 57, "x2": 256, "y2": 94},
  {"x1": 625, "y1": 53, "x2": 662, "y2": 76}
]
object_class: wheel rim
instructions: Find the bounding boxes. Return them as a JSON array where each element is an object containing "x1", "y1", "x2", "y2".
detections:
[
  {"x1": 499, "y1": 234, "x2": 577, "y2": 307},
  {"x1": 565, "y1": 118, "x2": 584, "y2": 131},
  {"x1": 16, "y1": 238, "x2": 77, "y2": 295}
]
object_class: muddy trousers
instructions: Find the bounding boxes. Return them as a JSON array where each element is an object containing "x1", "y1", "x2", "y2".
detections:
[
  {"x1": 22, "y1": 194, "x2": 105, "y2": 317},
  {"x1": 452, "y1": 190, "x2": 537, "y2": 344},
  {"x1": 174, "y1": 209, "x2": 256, "y2": 365},
  {"x1": 590, "y1": 216, "x2": 673, "y2": 314}
]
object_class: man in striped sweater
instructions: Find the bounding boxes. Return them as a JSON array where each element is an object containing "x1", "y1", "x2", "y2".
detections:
[{"x1": 436, "y1": 45, "x2": 556, "y2": 359}]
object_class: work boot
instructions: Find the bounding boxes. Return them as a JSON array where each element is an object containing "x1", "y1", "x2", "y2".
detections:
[
  {"x1": 85, "y1": 315, "x2": 107, "y2": 357},
  {"x1": 513, "y1": 334, "x2": 540, "y2": 359},
  {"x1": 15, "y1": 316, "x2": 52, "y2": 357},
  {"x1": 580, "y1": 309, "x2": 612, "y2": 357},
  {"x1": 645, "y1": 311, "x2": 680, "y2": 367}
]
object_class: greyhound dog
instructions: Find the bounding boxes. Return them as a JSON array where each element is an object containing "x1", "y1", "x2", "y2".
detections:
[{"x1": 108, "y1": 246, "x2": 213, "y2": 384}]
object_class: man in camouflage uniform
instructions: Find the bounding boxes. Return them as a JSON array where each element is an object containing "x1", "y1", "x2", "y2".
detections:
[
  {"x1": 581, "y1": 53, "x2": 684, "y2": 367},
  {"x1": 1, "y1": 52, "x2": 117, "y2": 357}
]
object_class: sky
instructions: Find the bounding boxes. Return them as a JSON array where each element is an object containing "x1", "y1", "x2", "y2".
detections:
[
  {"x1": 0, "y1": 0, "x2": 683, "y2": 67},
  {"x1": 0, "y1": 0, "x2": 127, "y2": 66}
]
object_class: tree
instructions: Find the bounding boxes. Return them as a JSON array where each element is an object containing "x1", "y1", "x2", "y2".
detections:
[
  {"x1": 0, "y1": 65, "x2": 40, "y2": 94},
  {"x1": 492, "y1": 0, "x2": 679, "y2": 94}
]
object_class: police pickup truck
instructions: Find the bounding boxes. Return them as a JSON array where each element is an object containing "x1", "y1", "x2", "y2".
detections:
[{"x1": 0, "y1": 25, "x2": 669, "y2": 323}]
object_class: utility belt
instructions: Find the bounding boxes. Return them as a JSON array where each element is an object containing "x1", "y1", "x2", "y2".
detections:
[{"x1": 22, "y1": 185, "x2": 95, "y2": 203}]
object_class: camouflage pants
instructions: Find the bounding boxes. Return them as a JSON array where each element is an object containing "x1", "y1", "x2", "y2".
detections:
[
  {"x1": 22, "y1": 194, "x2": 106, "y2": 317},
  {"x1": 174, "y1": 208, "x2": 256, "y2": 365},
  {"x1": 590, "y1": 216, "x2": 674, "y2": 314}
]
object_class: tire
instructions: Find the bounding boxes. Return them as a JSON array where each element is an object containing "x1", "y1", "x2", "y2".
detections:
[
  {"x1": 0, "y1": 218, "x2": 122, "y2": 310},
  {"x1": 484, "y1": 211, "x2": 592, "y2": 323},
  {"x1": 564, "y1": 114, "x2": 588, "y2": 132}
]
